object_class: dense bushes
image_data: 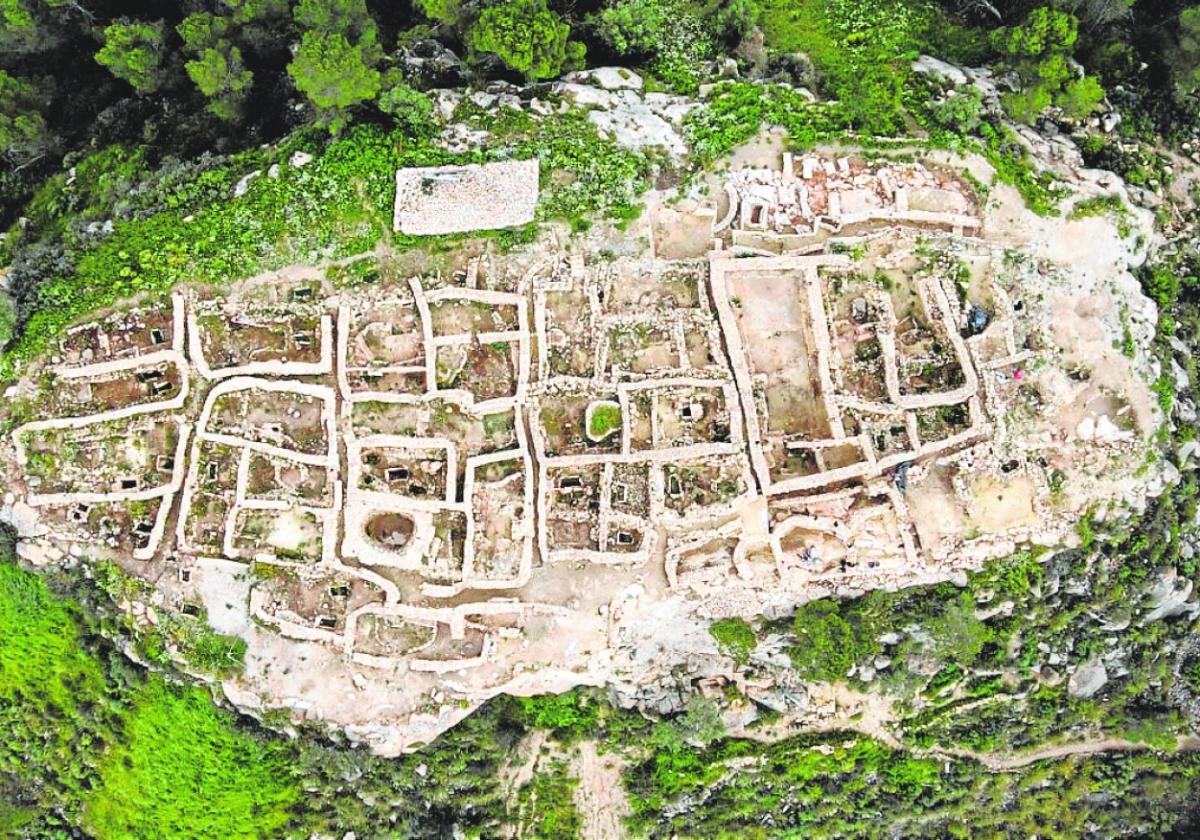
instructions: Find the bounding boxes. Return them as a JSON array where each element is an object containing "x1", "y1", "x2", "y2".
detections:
[
  {"x1": 789, "y1": 598, "x2": 883, "y2": 681},
  {"x1": 709, "y1": 617, "x2": 758, "y2": 663},
  {"x1": 623, "y1": 723, "x2": 1200, "y2": 838},
  {"x1": 990, "y1": 8, "x2": 1105, "y2": 123}
]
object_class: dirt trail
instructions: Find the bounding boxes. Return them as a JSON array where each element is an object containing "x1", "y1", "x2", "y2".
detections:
[
  {"x1": 727, "y1": 683, "x2": 1200, "y2": 774},
  {"x1": 942, "y1": 734, "x2": 1200, "y2": 771},
  {"x1": 572, "y1": 740, "x2": 631, "y2": 840},
  {"x1": 502, "y1": 730, "x2": 549, "y2": 812}
]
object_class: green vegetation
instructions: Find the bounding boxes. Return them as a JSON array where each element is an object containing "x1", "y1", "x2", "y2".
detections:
[
  {"x1": 0, "y1": 532, "x2": 509, "y2": 837},
  {"x1": 591, "y1": 0, "x2": 720, "y2": 91},
  {"x1": 0, "y1": 533, "x2": 293, "y2": 837},
  {"x1": 974, "y1": 121, "x2": 1068, "y2": 216},
  {"x1": 85, "y1": 680, "x2": 299, "y2": 838},
  {"x1": 684, "y1": 73, "x2": 1064, "y2": 217},
  {"x1": 4, "y1": 0, "x2": 1195, "y2": 362},
  {"x1": 772, "y1": 475, "x2": 1200, "y2": 757},
  {"x1": 287, "y1": 32, "x2": 382, "y2": 130},
  {"x1": 684, "y1": 82, "x2": 846, "y2": 166},
  {"x1": 991, "y1": 8, "x2": 1102, "y2": 123},
  {"x1": 513, "y1": 761, "x2": 582, "y2": 839},
  {"x1": 94, "y1": 20, "x2": 169, "y2": 94},
  {"x1": 185, "y1": 45, "x2": 255, "y2": 121},
  {"x1": 468, "y1": 0, "x2": 584, "y2": 81},
  {"x1": 1184, "y1": 653, "x2": 1200, "y2": 694},
  {"x1": 2, "y1": 102, "x2": 648, "y2": 376},
  {"x1": 624, "y1": 731, "x2": 1200, "y2": 837},
  {"x1": 0, "y1": 69, "x2": 47, "y2": 161},
  {"x1": 0, "y1": 539, "x2": 103, "y2": 714},
  {"x1": 1069, "y1": 193, "x2": 1128, "y2": 221},
  {"x1": 594, "y1": 0, "x2": 670, "y2": 56},
  {"x1": 790, "y1": 598, "x2": 883, "y2": 681},
  {"x1": 518, "y1": 690, "x2": 601, "y2": 741},
  {"x1": 758, "y1": 0, "x2": 983, "y2": 131},
  {"x1": 377, "y1": 81, "x2": 435, "y2": 137},
  {"x1": 3, "y1": 527, "x2": 1200, "y2": 836},
  {"x1": 587, "y1": 402, "x2": 623, "y2": 440},
  {"x1": 709, "y1": 617, "x2": 757, "y2": 663}
]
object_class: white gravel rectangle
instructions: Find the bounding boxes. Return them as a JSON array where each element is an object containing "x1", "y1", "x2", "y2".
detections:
[{"x1": 393, "y1": 159, "x2": 539, "y2": 236}]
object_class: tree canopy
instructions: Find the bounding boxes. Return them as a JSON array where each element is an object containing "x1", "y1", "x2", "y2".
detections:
[
  {"x1": 287, "y1": 30, "x2": 381, "y2": 128},
  {"x1": 469, "y1": 0, "x2": 584, "y2": 80},
  {"x1": 185, "y1": 45, "x2": 254, "y2": 120},
  {"x1": 94, "y1": 20, "x2": 169, "y2": 94},
  {"x1": 0, "y1": 70, "x2": 47, "y2": 161},
  {"x1": 293, "y1": 0, "x2": 377, "y2": 43}
]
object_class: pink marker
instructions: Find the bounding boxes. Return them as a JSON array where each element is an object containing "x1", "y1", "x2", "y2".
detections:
[{"x1": 1013, "y1": 368, "x2": 1024, "y2": 380}]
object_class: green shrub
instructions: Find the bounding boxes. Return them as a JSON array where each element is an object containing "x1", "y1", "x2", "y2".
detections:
[
  {"x1": 1059, "y1": 74, "x2": 1106, "y2": 119},
  {"x1": 789, "y1": 599, "x2": 881, "y2": 681},
  {"x1": 925, "y1": 592, "x2": 991, "y2": 667},
  {"x1": 716, "y1": 0, "x2": 761, "y2": 42},
  {"x1": 709, "y1": 617, "x2": 757, "y2": 663},
  {"x1": 929, "y1": 87, "x2": 985, "y2": 134},
  {"x1": 0, "y1": 70, "x2": 49, "y2": 162},
  {"x1": 594, "y1": 0, "x2": 670, "y2": 56},
  {"x1": 587, "y1": 403, "x2": 622, "y2": 439},
  {"x1": 977, "y1": 122, "x2": 1066, "y2": 216},
  {"x1": 377, "y1": 81, "x2": 435, "y2": 137},
  {"x1": 518, "y1": 690, "x2": 599, "y2": 739}
]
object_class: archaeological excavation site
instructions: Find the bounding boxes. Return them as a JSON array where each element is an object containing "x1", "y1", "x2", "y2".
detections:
[{"x1": 1, "y1": 143, "x2": 1165, "y2": 753}]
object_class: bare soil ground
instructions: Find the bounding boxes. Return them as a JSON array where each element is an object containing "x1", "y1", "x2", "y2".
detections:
[{"x1": 572, "y1": 740, "x2": 631, "y2": 840}]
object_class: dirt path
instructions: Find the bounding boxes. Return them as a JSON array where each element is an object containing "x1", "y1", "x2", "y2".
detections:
[
  {"x1": 502, "y1": 729, "x2": 549, "y2": 813},
  {"x1": 944, "y1": 737, "x2": 1147, "y2": 770},
  {"x1": 727, "y1": 683, "x2": 1200, "y2": 774},
  {"x1": 572, "y1": 740, "x2": 631, "y2": 840},
  {"x1": 942, "y1": 734, "x2": 1200, "y2": 771}
]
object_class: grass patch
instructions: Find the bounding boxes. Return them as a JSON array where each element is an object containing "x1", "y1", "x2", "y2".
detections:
[
  {"x1": 84, "y1": 680, "x2": 299, "y2": 839},
  {"x1": 587, "y1": 402, "x2": 622, "y2": 440},
  {"x1": 0, "y1": 549, "x2": 104, "y2": 712}
]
